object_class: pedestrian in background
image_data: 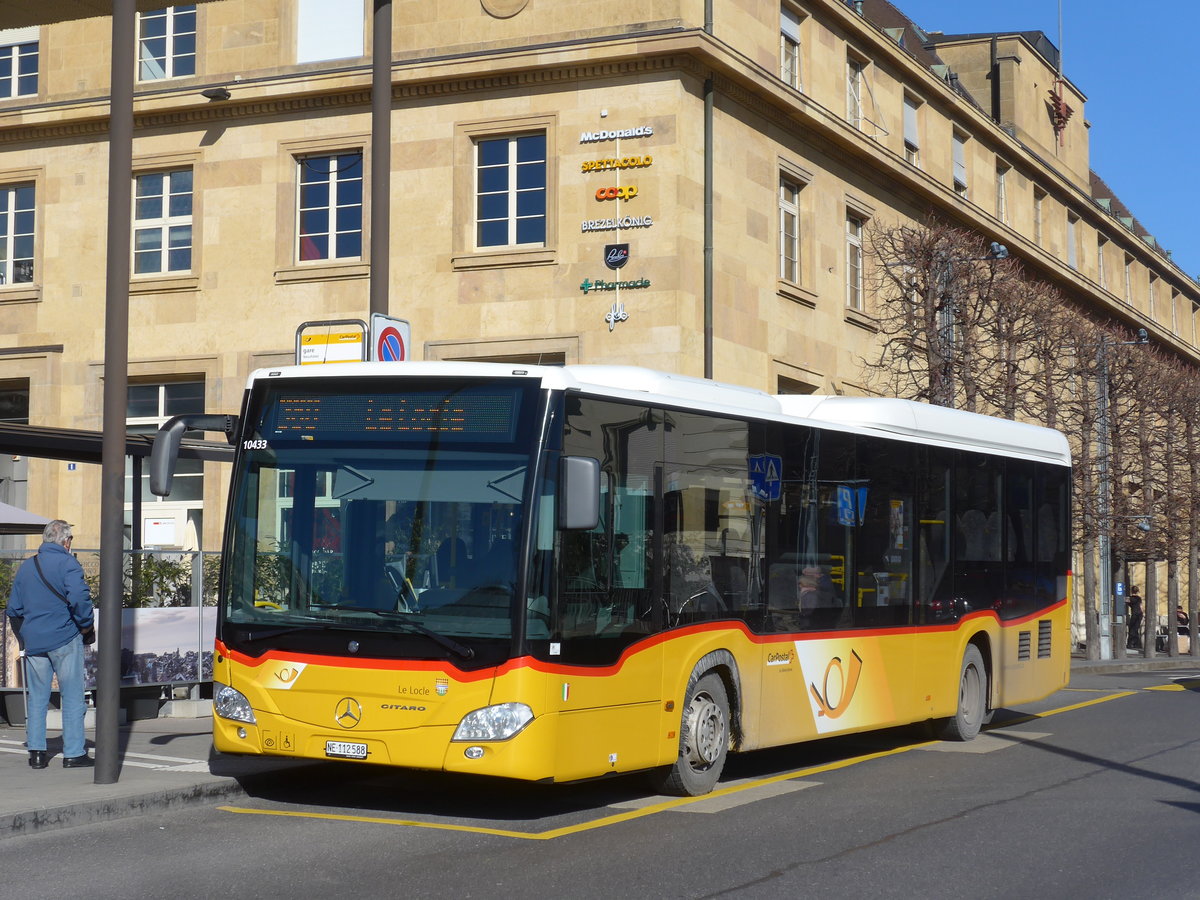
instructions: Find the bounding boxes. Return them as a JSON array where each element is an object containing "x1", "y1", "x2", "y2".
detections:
[
  {"x1": 1126, "y1": 585, "x2": 1144, "y2": 650},
  {"x1": 6, "y1": 519, "x2": 95, "y2": 769}
]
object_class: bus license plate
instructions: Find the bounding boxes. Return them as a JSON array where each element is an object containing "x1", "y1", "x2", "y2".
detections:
[{"x1": 325, "y1": 741, "x2": 368, "y2": 760}]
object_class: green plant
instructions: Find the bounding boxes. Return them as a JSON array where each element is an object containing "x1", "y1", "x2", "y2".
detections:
[
  {"x1": 0, "y1": 557, "x2": 15, "y2": 611},
  {"x1": 127, "y1": 554, "x2": 194, "y2": 607}
]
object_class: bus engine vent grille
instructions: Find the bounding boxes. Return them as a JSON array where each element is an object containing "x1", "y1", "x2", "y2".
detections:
[
  {"x1": 1018, "y1": 630, "x2": 1031, "y2": 660},
  {"x1": 1038, "y1": 619, "x2": 1052, "y2": 658}
]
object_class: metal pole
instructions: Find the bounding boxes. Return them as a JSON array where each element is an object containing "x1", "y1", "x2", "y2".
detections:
[
  {"x1": 703, "y1": 76, "x2": 713, "y2": 379},
  {"x1": 369, "y1": 0, "x2": 392, "y2": 318},
  {"x1": 1096, "y1": 336, "x2": 1113, "y2": 660},
  {"x1": 95, "y1": 0, "x2": 136, "y2": 784}
]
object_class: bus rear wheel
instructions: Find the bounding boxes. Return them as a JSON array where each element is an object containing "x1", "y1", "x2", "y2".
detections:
[
  {"x1": 655, "y1": 672, "x2": 730, "y2": 796},
  {"x1": 939, "y1": 644, "x2": 987, "y2": 741}
]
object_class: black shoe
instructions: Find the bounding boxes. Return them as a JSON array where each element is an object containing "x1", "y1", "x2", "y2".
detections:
[
  {"x1": 28, "y1": 750, "x2": 48, "y2": 769},
  {"x1": 62, "y1": 754, "x2": 94, "y2": 768}
]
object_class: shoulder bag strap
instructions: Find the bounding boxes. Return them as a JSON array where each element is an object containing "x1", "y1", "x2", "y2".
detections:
[{"x1": 32, "y1": 554, "x2": 73, "y2": 607}]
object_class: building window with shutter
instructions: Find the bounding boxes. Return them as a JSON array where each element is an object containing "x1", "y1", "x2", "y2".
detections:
[
  {"x1": 952, "y1": 132, "x2": 968, "y2": 197},
  {"x1": 780, "y1": 6, "x2": 802, "y2": 90},
  {"x1": 846, "y1": 57, "x2": 865, "y2": 129},
  {"x1": 995, "y1": 162, "x2": 1009, "y2": 224},
  {"x1": 1067, "y1": 214, "x2": 1078, "y2": 269},
  {"x1": 1033, "y1": 188, "x2": 1046, "y2": 246},
  {"x1": 903, "y1": 95, "x2": 920, "y2": 166}
]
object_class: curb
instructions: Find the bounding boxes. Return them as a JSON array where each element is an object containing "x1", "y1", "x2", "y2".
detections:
[
  {"x1": 4, "y1": 777, "x2": 252, "y2": 840},
  {"x1": 1070, "y1": 656, "x2": 1199, "y2": 675}
]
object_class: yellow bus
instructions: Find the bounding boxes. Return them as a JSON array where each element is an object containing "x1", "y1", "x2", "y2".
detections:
[{"x1": 152, "y1": 363, "x2": 1071, "y2": 795}]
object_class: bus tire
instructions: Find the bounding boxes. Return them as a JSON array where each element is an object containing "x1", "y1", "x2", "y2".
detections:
[
  {"x1": 654, "y1": 672, "x2": 729, "y2": 796},
  {"x1": 939, "y1": 644, "x2": 987, "y2": 741}
]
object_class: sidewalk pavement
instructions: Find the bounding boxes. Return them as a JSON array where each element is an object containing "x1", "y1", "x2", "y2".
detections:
[
  {"x1": 0, "y1": 710, "x2": 313, "y2": 840},
  {"x1": 3, "y1": 653, "x2": 1198, "y2": 841}
]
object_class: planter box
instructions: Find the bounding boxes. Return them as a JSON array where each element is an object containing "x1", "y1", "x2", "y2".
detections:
[{"x1": 2, "y1": 689, "x2": 25, "y2": 727}]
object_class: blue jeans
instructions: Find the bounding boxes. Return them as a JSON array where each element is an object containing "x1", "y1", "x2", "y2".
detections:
[{"x1": 24, "y1": 633, "x2": 87, "y2": 758}]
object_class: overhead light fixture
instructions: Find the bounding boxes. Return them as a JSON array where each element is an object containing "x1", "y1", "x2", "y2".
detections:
[{"x1": 200, "y1": 87, "x2": 231, "y2": 101}]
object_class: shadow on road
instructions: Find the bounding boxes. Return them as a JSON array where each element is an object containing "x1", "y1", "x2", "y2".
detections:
[{"x1": 223, "y1": 723, "x2": 938, "y2": 825}]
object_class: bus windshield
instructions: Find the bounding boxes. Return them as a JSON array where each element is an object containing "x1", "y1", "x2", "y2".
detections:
[{"x1": 221, "y1": 378, "x2": 543, "y2": 657}]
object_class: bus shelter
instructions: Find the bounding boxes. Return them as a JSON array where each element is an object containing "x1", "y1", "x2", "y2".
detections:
[{"x1": 0, "y1": 423, "x2": 232, "y2": 724}]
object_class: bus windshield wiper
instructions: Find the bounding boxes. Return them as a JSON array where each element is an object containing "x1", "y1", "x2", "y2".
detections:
[
  {"x1": 331, "y1": 606, "x2": 475, "y2": 660},
  {"x1": 486, "y1": 466, "x2": 526, "y2": 504}
]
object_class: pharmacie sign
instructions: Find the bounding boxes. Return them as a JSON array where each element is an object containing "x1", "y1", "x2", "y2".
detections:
[{"x1": 579, "y1": 277, "x2": 651, "y2": 293}]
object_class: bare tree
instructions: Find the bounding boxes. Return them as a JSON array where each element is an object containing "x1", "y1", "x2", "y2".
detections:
[
  {"x1": 865, "y1": 217, "x2": 1016, "y2": 409},
  {"x1": 863, "y1": 216, "x2": 1200, "y2": 660},
  {"x1": 1106, "y1": 335, "x2": 1166, "y2": 656}
]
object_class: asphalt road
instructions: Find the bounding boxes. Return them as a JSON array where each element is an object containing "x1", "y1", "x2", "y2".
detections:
[{"x1": 4, "y1": 666, "x2": 1199, "y2": 900}]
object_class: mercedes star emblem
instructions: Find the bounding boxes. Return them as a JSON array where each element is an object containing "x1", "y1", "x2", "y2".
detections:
[{"x1": 335, "y1": 697, "x2": 363, "y2": 729}]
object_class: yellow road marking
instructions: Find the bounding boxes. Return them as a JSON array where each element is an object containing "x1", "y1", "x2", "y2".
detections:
[
  {"x1": 1146, "y1": 684, "x2": 1186, "y2": 691},
  {"x1": 1035, "y1": 691, "x2": 1137, "y2": 715},
  {"x1": 218, "y1": 690, "x2": 1137, "y2": 839},
  {"x1": 219, "y1": 742, "x2": 936, "y2": 840}
]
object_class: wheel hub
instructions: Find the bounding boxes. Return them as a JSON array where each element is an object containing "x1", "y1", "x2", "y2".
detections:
[{"x1": 685, "y1": 691, "x2": 726, "y2": 768}]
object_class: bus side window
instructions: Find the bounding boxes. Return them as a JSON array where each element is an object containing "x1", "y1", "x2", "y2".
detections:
[
  {"x1": 917, "y1": 448, "x2": 953, "y2": 623},
  {"x1": 765, "y1": 427, "x2": 851, "y2": 633},
  {"x1": 852, "y1": 437, "x2": 914, "y2": 628},
  {"x1": 1004, "y1": 462, "x2": 1036, "y2": 618},
  {"x1": 954, "y1": 455, "x2": 1003, "y2": 613},
  {"x1": 555, "y1": 397, "x2": 659, "y2": 665}
]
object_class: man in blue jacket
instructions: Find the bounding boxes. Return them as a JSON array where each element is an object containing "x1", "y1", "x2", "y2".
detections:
[{"x1": 7, "y1": 519, "x2": 95, "y2": 769}]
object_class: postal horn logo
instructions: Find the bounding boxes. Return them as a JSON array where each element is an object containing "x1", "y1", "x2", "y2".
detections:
[
  {"x1": 604, "y1": 243, "x2": 630, "y2": 270},
  {"x1": 809, "y1": 650, "x2": 863, "y2": 719}
]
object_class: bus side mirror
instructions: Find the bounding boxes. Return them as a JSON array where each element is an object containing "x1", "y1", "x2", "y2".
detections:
[
  {"x1": 559, "y1": 456, "x2": 600, "y2": 531},
  {"x1": 150, "y1": 414, "x2": 238, "y2": 497}
]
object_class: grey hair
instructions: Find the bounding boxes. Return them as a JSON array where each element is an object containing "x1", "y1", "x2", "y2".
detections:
[{"x1": 42, "y1": 519, "x2": 73, "y2": 546}]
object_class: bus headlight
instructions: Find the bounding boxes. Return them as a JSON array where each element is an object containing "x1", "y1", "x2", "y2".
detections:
[
  {"x1": 214, "y1": 682, "x2": 256, "y2": 724},
  {"x1": 452, "y1": 702, "x2": 534, "y2": 741}
]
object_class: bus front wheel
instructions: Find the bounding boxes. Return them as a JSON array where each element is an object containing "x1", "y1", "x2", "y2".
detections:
[
  {"x1": 655, "y1": 672, "x2": 730, "y2": 796},
  {"x1": 939, "y1": 644, "x2": 987, "y2": 741}
]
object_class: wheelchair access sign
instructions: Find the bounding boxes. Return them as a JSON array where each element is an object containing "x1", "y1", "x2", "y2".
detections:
[{"x1": 749, "y1": 454, "x2": 782, "y2": 501}]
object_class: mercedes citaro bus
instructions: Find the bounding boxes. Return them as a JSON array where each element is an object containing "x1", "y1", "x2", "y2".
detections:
[{"x1": 151, "y1": 362, "x2": 1071, "y2": 795}]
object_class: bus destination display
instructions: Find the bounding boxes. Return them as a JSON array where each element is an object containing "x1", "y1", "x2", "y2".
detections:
[{"x1": 267, "y1": 390, "x2": 520, "y2": 440}]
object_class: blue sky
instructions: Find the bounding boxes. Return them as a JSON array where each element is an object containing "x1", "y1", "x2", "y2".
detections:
[{"x1": 892, "y1": 0, "x2": 1199, "y2": 281}]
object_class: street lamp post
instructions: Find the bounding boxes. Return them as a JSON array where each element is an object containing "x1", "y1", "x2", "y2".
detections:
[{"x1": 1094, "y1": 328, "x2": 1149, "y2": 660}]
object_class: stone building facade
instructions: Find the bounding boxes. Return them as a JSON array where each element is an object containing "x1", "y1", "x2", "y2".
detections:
[{"x1": 0, "y1": 0, "x2": 1196, "y2": 550}]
